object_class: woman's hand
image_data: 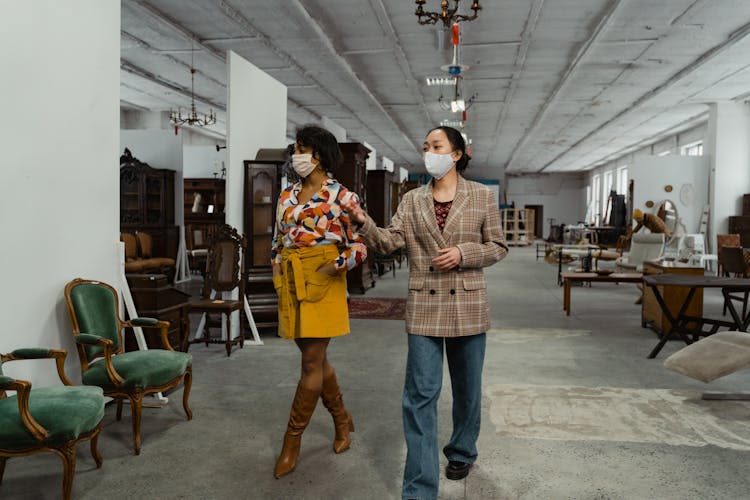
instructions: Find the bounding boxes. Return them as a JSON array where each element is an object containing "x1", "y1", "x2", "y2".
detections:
[
  {"x1": 272, "y1": 262, "x2": 280, "y2": 277},
  {"x1": 316, "y1": 262, "x2": 339, "y2": 276},
  {"x1": 341, "y1": 197, "x2": 367, "y2": 224},
  {"x1": 432, "y1": 247, "x2": 461, "y2": 270}
]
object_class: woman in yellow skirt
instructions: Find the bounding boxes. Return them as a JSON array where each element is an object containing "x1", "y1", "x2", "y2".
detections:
[{"x1": 271, "y1": 125, "x2": 366, "y2": 478}]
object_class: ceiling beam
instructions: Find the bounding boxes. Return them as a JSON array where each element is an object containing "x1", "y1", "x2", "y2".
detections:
[
  {"x1": 212, "y1": 0, "x2": 410, "y2": 162},
  {"x1": 504, "y1": 0, "x2": 625, "y2": 172},
  {"x1": 485, "y1": 0, "x2": 545, "y2": 166},
  {"x1": 121, "y1": 31, "x2": 226, "y2": 89},
  {"x1": 372, "y1": 0, "x2": 432, "y2": 126},
  {"x1": 124, "y1": 0, "x2": 227, "y2": 62},
  {"x1": 537, "y1": 18, "x2": 750, "y2": 173},
  {"x1": 123, "y1": 0, "x2": 321, "y2": 132},
  {"x1": 571, "y1": 111, "x2": 708, "y2": 172},
  {"x1": 291, "y1": 0, "x2": 422, "y2": 155},
  {"x1": 121, "y1": 60, "x2": 225, "y2": 110}
]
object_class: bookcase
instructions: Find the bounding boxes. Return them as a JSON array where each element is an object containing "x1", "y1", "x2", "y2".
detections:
[
  {"x1": 119, "y1": 149, "x2": 177, "y2": 259},
  {"x1": 500, "y1": 208, "x2": 535, "y2": 246}
]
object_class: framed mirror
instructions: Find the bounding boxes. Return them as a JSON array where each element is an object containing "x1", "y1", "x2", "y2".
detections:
[{"x1": 657, "y1": 199, "x2": 678, "y2": 234}]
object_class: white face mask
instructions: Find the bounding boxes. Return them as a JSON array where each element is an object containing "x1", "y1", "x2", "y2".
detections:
[
  {"x1": 292, "y1": 153, "x2": 317, "y2": 178},
  {"x1": 424, "y1": 151, "x2": 455, "y2": 180}
]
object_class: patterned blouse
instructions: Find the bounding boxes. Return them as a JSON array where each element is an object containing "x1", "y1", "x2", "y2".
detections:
[
  {"x1": 434, "y1": 199, "x2": 453, "y2": 232},
  {"x1": 271, "y1": 178, "x2": 367, "y2": 271}
]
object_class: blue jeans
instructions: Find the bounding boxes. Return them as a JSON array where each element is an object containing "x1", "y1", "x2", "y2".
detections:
[{"x1": 401, "y1": 333, "x2": 486, "y2": 500}]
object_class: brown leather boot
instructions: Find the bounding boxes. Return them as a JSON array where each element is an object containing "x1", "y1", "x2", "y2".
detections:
[
  {"x1": 321, "y1": 372, "x2": 355, "y2": 453},
  {"x1": 274, "y1": 384, "x2": 320, "y2": 478}
]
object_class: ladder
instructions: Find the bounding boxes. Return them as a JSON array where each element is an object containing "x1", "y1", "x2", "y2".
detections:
[{"x1": 698, "y1": 204, "x2": 709, "y2": 234}]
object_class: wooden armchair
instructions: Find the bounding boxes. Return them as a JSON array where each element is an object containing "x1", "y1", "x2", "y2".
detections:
[
  {"x1": 0, "y1": 348, "x2": 104, "y2": 500},
  {"x1": 64, "y1": 279, "x2": 193, "y2": 455},
  {"x1": 189, "y1": 224, "x2": 248, "y2": 356}
]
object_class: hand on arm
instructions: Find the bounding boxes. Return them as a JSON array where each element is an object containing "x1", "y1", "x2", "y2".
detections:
[
  {"x1": 340, "y1": 196, "x2": 366, "y2": 224},
  {"x1": 432, "y1": 247, "x2": 461, "y2": 270}
]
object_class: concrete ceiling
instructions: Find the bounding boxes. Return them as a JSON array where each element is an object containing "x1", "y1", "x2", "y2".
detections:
[{"x1": 121, "y1": 0, "x2": 750, "y2": 177}]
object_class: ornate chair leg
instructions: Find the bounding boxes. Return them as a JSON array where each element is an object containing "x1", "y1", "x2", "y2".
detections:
[
  {"x1": 183, "y1": 368, "x2": 194, "y2": 420},
  {"x1": 54, "y1": 442, "x2": 76, "y2": 500},
  {"x1": 91, "y1": 425, "x2": 103, "y2": 468},
  {"x1": 130, "y1": 392, "x2": 144, "y2": 455},
  {"x1": 116, "y1": 399, "x2": 123, "y2": 421}
]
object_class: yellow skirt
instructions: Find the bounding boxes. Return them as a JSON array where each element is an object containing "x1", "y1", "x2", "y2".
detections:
[{"x1": 273, "y1": 245, "x2": 350, "y2": 340}]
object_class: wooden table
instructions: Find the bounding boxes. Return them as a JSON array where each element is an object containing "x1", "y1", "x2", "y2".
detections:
[
  {"x1": 642, "y1": 260, "x2": 704, "y2": 334},
  {"x1": 562, "y1": 272, "x2": 644, "y2": 316},
  {"x1": 642, "y1": 274, "x2": 750, "y2": 358},
  {"x1": 553, "y1": 244, "x2": 600, "y2": 285}
]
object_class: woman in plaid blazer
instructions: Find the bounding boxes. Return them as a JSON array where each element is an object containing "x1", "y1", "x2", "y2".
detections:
[{"x1": 343, "y1": 126, "x2": 508, "y2": 500}]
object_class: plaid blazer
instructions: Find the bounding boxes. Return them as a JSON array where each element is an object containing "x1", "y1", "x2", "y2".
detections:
[{"x1": 358, "y1": 176, "x2": 508, "y2": 337}]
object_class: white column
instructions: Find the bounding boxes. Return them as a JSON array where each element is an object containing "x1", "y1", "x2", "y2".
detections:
[{"x1": 706, "y1": 102, "x2": 750, "y2": 250}]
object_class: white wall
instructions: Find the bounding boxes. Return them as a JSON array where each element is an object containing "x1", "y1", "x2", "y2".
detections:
[
  {"x1": 184, "y1": 145, "x2": 226, "y2": 178},
  {"x1": 629, "y1": 155, "x2": 709, "y2": 235},
  {"x1": 506, "y1": 175, "x2": 586, "y2": 237},
  {"x1": 0, "y1": 1, "x2": 120, "y2": 386},
  {"x1": 120, "y1": 129, "x2": 184, "y2": 225},
  {"x1": 226, "y1": 50, "x2": 288, "y2": 230}
]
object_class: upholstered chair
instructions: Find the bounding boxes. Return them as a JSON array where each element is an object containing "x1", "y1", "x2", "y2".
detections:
[
  {"x1": 64, "y1": 279, "x2": 193, "y2": 455},
  {"x1": 0, "y1": 348, "x2": 104, "y2": 500},
  {"x1": 615, "y1": 232, "x2": 666, "y2": 272}
]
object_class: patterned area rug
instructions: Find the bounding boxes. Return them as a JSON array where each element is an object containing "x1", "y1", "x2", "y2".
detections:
[
  {"x1": 487, "y1": 383, "x2": 750, "y2": 450},
  {"x1": 348, "y1": 297, "x2": 406, "y2": 320}
]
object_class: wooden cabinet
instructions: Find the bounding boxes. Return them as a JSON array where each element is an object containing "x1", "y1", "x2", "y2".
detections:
[
  {"x1": 642, "y1": 260, "x2": 704, "y2": 334},
  {"x1": 243, "y1": 157, "x2": 285, "y2": 329},
  {"x1": 500, "y1": 208, "x2": 535, "y2": 246},
  {"x1": 123, "y1": 274, "x2": 191, "y2": 352},
  {"x1": 728, "y1": 215, "x2": 750, "y2": 247},
  {"x1": 120, "y1": 149, "x2": 177, "y2": 259},
  {"x1": 333, "y1": 143, "x2": 375, "y2": 294},
  {"x1": 184, "y1": 178, "x2": 225, "y2": 271},
  {"x1": 366, "y1": 169, "x2": 395, "y2": 227},
  {"x1": 184, "y1": 178, "x2": 225, "y2": 223}
]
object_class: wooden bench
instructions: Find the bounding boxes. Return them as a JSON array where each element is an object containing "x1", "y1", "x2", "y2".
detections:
[{"x1": 562, "y1": 272, "x2": 643, "y2": 316}]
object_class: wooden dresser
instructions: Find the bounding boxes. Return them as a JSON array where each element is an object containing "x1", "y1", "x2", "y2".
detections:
[{"x1": 642, "y1": 260, "x2": 704, "y2": 334}]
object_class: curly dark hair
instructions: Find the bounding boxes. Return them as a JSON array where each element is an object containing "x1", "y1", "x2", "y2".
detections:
[
  {"x1": 294, "y1": 125, "x2": 342, "y2": 173},
  {"x1": 427, "y1": 126, "x2": 471, "y2": 172}
]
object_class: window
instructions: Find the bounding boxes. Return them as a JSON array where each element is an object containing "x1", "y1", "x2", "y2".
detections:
[
  {"x1": 592, "y1": 174, "x2": 601, "y2": 226},
  {"x1": 603, "y1": 171, "x2": 613, "y2": 221},
  {"x1": 616, "y1": 166, "x2": 628, "y2": 195},
  {"x1": 681, "y1": 141, "x2": 703, "y2": 156}
]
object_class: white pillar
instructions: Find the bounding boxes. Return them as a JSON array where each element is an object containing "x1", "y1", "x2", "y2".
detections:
[{"x1": 706, "y1": 102, "x2": 750, "y2": 250}]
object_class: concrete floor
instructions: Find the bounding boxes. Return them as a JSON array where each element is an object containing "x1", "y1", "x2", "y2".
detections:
[{"x1": 4, "y1": 246, "x2": 750, "y2": 499}]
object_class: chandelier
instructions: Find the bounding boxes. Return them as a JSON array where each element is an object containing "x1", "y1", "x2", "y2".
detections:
[
  {"x1": 415, "y1": 0, "x2": 481, "y2": 26},
  {"x1": 170, "y1": 40, "x2": 216, "y2": 128}
]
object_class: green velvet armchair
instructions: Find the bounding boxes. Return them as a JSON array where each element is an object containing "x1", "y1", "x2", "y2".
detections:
[
  {"x1": 0, "y1": 348, "x2": 104, "y2": 500},
  {"x1": 64, "y1": 278, "x2": 193, "y2": 455}
]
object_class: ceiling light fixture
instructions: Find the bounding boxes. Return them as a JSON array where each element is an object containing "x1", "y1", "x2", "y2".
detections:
[
  {"x1": 415, "y1": 0, "x2": 482, "y2": 26},
  {"x1": 426, "y1": 76, "x2": 455, "y2": 86},
  {"x1": 170, "y1": 39, "x2": 216, "y2": 128}
]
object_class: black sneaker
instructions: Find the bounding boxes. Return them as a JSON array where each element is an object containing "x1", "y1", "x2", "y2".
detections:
[{"x1": 445, "y1": 460, "x2": 472, "y2": 480}]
